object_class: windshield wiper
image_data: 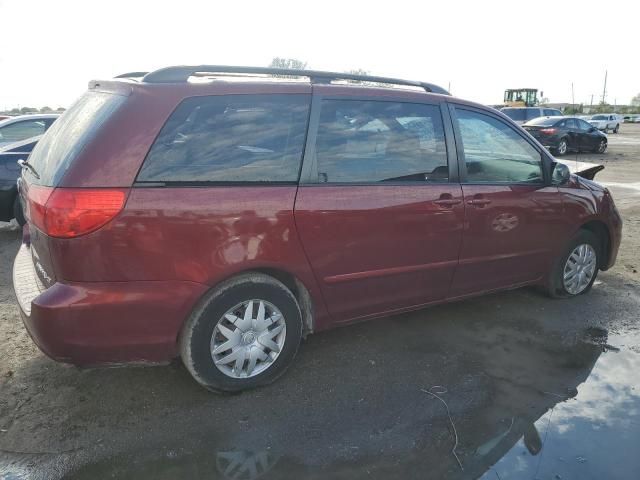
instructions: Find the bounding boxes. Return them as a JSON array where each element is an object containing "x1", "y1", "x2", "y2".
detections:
[{"x1": 18, "y1": 159, "x2": 40, "y2": 179}]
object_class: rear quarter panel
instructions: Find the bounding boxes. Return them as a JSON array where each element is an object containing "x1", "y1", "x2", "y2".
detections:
[{"x1": 46, "y1": 186, "x2": 331, "y2": 329}]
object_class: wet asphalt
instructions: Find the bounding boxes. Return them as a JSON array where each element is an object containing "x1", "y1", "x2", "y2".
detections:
[{"x1": 1, "y1": 126, "x2": 640, "y2": 480}]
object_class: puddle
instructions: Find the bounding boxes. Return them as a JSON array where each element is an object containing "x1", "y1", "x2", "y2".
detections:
[{"x1": 480, "y1": 330, "x2": 640, "y2": 480}]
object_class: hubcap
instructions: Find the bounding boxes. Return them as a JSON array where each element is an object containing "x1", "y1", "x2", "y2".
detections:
[
  {"x1": 563, "y1": 244, "x2": 597, "y2": 295},
  {"x1": 211, "y1": 299, "x2": 286, "y2": 379},
  {"x1": 598, "y1": 140, "x2": 606, "y2": 153},
  {"x1": 558, "y1": 141, "x2": 567, "y2": 154}
]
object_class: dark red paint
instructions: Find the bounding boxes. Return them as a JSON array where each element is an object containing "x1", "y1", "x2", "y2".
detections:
[{"x1": 14, "y1": 78, "x2": 622, "y2": 365}]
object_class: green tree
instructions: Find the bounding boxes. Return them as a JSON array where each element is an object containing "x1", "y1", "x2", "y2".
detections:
[
  {"x1": 20, "y1": 106, "x2": 37, "y2": 114},
  {"x1": 631, "y1": 93, "x2": 640, "y2": 107},
  {"x1": 40, "y1": 106, "x2": 52, "y2": 113}
]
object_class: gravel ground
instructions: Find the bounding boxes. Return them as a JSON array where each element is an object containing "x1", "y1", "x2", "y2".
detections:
[{"x1": 1, "y1": 125, "x2": 639, "y2": 479}]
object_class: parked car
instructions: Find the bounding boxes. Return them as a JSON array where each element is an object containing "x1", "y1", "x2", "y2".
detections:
[
  {"x1": 0, "y1": 115, "x2": 10, "y2": 121},
  {"x1": 588, "y1": 114, "x2": 621, "y2": 133},
  {"x1": 500, "y1": 107, "x2": 562, "y2": 125},
  {"x1": 522, "y1": 116, "x2": 607, "y2": 155},
  {"x1": 0, "y1": 135, "x2": 40, "y2": 224},
  {"x1": 14, "y1": 66, "x2": 622, "y2": 392},
  {"x1": 0, "y1": 114, "x2": 58, "y2": 147}
]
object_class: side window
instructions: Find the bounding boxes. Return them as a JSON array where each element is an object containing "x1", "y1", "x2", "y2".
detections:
[
  {"x1": 314, "y1": 100, "x2": 448, "y2": 183},
  {"x1": 566, "y1": 119, "x2": 577, "y2": 129},
  {"x1": 578, "y1": 119, "x2": 592, "y2": 131},
  {"x1": 543, "y1": 109, "x2": 555, "y2": 116},
  {"x1": 138, "y1": 94, "x2": 310, "y2": 183},
  {"x1": 455, "y1": 108, "x2": 543, "y2": 183},
  {"x1": 0, "y1": 120, "x2": 46, "y2": 143}
]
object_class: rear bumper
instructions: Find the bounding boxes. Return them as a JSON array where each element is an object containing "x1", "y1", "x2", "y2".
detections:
[{"x1": 13, "y1": 243, "x2": 208, "y2": 365}]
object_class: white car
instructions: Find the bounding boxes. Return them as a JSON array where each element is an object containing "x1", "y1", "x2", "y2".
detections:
[
  {"x1": 588, "y1": 114, "x2": 622, "y2": 133},
  {"x1": 0, "y1": 114, "x2": 59, "y2": 147}
]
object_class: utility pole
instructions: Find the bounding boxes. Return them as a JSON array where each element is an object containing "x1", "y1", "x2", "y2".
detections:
[
  {"x1": 601, "y1": 70, "x2": 608, "y2": 104},
  {"x1": 571, "y1": 82, "x2": 575, "y2": 109}
]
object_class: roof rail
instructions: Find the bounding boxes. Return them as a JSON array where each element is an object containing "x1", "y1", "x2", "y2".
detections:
[
  {"x1": 114, "y1": 71, "x2": 149, "y2": 79},
  {"x1": 140, "y1": 65, "x2": 450, "y2": 95}
]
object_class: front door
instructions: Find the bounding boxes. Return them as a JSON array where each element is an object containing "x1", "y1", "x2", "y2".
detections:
[
  {"x1": 449, "y1": 105, "x2": 565, "y2": 296},
  {"x1": 295, "y1": 97, "x2": 464, "y2": 322}
]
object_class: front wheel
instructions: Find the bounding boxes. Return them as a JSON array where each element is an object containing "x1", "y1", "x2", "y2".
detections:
[
  {"x1": 554, "y1": 138, "x2": 568, "y2": 156},
  {"x1": 546, "y1": 230, "x2": 600, "y2": 298},
  {"x1": 593, "y1": 139, "x2": 607, "y2": 153},
  {"x1": 180, "y1": 273, "x2": 303, "y2": 393}
]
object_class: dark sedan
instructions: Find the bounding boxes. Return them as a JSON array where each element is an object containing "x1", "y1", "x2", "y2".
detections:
[
  {"x1": 0, "y1": 135, "x2": 40, "y2": 225},
  {"x1": 522, "y1": 116, "x2": 607, "y2": 156}
]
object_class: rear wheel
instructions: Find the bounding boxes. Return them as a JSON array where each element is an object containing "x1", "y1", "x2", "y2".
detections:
[
  {"x1": 546, "y1": 230, "x2": 600, "y2": 298},
  {"x1": 613, "y1": 124, "x2": 619, "y2": 134},
  {"x1": 180, "y1": 273, "x2": 303, "y2": 393},
  {"x1": 554, "y1": 138, "x2": 568, "y2": 156}
]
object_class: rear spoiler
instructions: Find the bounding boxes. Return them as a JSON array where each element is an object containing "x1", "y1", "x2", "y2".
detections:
[{"x1": 555, "y1": 159, "x2": 604, "y2": 180}]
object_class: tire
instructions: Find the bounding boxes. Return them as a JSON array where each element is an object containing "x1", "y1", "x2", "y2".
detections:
[
  {"x1": 554, "y1": 138, "x2": 568, "y2": 156},
  {"x1": 546, "y1": 230, "x2": 600, "y2": 299},
  {"x1": 13, "y1": 196, "x2": 26, "y2": 227},
  {"x1": 180, "y1": 272, "x2": 303, "y2": 393},
  {"x1": 593, "y1": 139, "x2": 607, "y2": 154},
  {"x1": 613, "y1": 124, "x2": 619, "y2": 134}
]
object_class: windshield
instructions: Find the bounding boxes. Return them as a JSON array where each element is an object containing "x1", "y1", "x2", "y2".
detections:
[{"x1": 26, "y1": 91, "x2": 126, "y2": 186}]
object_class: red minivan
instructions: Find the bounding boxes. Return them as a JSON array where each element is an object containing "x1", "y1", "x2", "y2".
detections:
[{"x1": 13, "y1": 66, "x2": 622, "y2": 392}]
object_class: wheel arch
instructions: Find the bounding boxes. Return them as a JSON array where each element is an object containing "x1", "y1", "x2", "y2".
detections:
[
  {"x1": 180, "y1": 267, "x2": 316, "y2": 348},
  {"x1": 579, "y1": 220, "x2": 611, "y2": 269}
]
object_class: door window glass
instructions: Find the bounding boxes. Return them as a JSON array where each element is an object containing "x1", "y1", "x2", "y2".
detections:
[
  {"x1": 455, "y1": 108, "x2": 543, "y2": 183},
  {"x1": 0, "y1": 120, "x2": 46, "y2": 143},
  {"x1": 566, "y1": 118, "x2": 578, "y2": 129},
  {"x1": 314, "y1": 100, "x2": 448, "y2": 183},
  {"x1": 578, "y1": 119, "x2": 593, "y2": 131}
]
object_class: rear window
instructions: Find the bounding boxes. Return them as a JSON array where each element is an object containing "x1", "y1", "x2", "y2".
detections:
[
  {"x1": 137, "y1": 94, "x2": 310, "y2": 183},
  {"x1": 502, "y1": 108, "x2": 526, "y2": 121},
  {"x1": 27, "y1": 92, "x2": 126, "y2": 186},
  {"x1": 525, "y1": 117, "x2": 559, "y2": 126},
  {"x1": 526, "y1": 109, "x2": 542, "y2": 121},
  {"x1": 591, "y1": 115, "x2": 607, "y2": 120}
]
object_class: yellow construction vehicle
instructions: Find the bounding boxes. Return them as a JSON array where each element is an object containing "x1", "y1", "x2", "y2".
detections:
[{"x1": 504, "y1": 88, "x2": 539, "y2": 107}]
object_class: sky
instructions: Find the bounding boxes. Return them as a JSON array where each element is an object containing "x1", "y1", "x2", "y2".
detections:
[{"x1": 0, "y1": 0, "x2": 638, "y2": 109}]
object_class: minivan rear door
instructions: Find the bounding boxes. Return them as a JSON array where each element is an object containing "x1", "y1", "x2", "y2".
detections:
[{"x1": 294, "y1": 92, "x2": 463, "y2": 322}]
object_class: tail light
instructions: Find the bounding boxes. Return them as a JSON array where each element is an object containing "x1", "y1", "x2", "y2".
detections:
[
  {"x1": 539, "y1": 128, "x2": 558, "y2": 135},
  {"x1": 27, "y1": 186, "x2": 127, "y2": 238}
]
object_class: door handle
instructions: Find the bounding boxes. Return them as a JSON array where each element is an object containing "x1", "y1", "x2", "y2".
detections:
[
  {"x1": 467, "y1": 198, "x2": 492, "y2": 207},
  {"x1": 434, "y1": 198, "x2": 462, "y2": 207}
]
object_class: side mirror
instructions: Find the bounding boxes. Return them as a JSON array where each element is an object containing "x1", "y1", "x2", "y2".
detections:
[
  {"x1": 589, "y1": 127, "x2": 598, "y2": 133},
  {"x1": 551, "y1": 162, "x2": 571, "y2": 185}
]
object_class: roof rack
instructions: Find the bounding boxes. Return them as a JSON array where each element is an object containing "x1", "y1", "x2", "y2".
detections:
[{"x1": 137, "y1": 65, "x2": 449, "y2": 95}]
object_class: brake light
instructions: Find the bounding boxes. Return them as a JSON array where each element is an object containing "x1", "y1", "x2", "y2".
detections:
[
  {"x1": 27, "y1": 187, "x2": 127, "y2": 238},
  {"x1": 539, "y1": 128, "x2": 558, "y2": 135}
]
